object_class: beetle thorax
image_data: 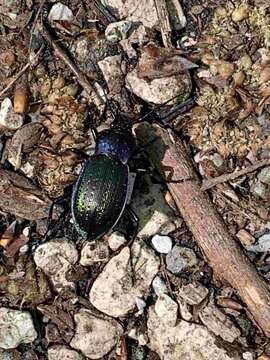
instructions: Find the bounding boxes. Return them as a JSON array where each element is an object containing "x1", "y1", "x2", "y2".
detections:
[{"x1": 95, "y1": 127, "x2": 136, "y2": 164}]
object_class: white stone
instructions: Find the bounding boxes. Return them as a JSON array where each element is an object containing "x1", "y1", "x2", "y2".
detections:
[
  {"x1": 89, "y1": 242, "x2": 159, "y2": 317},
  {"x1": 151, "y1": 234, "x2": 172, "y2": 254},
  {"x1": 126, "y1": 69, "x2": 191, "y2": 105},
  {"x1": 131, "y1": 175, "x2": 181, "y2": 238},
  {"x1": 0, "y1": 308, "x2": 37, "y2": 349},
  {"x1": 101, "y1": 0, "x2": 159, "y2": 28},
  {"x1": 152, "y1": 276, "x2": 167, "y2": 296},
  {"x1": 108, "y1": 231, "x2": 127, "y2": 251},
  {"x1": 48, "y1": 345, "x2": 83, "y2": 360},
  {"x1": 34, "y1": 239, "x2": 78, "y2": 291},
  {"x1": 80, "y1": 241, "x2": 109, "y2": 266},
  {"x1": 154, "y1": 294, "x2": 178, "y2": 327},
  {"x1": 48, "y1": 3, "x2": 74, "y2": 22},
  {"x1": 0, "y1": 98, "x2": 23, "y2": 131},
  {"x1": 147, "y1": 304, "x2": 241, "y2": 360},
  {"x1": 70, "y1": 309, "x2": 123, "y2": 359}
]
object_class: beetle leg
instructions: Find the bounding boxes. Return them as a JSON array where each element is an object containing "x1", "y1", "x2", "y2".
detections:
[
  {"x1": 156, "y1": 96, "x2": 197, "y2": 126},
  {"x1": 89, "y1": 123, "x2": 98, "y2": 142},
  {"x1": 44, "y1": 192, "x2": 71, "y2": 241},
  {"x1": 125, "y1": 205, "x2": 139, "y2": 285}
]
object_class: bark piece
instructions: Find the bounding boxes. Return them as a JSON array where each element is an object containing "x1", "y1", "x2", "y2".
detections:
[
  {"x1": 135, "y1": 122, "x2": 270, "y2": 337},
  {"x1": 0, "y1": 169, "x2": 54, "y2": 220}
]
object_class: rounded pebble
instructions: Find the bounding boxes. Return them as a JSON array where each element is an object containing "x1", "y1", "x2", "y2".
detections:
[{"x1": 151, "y1": 234, "x2": 173, "y2": 254}]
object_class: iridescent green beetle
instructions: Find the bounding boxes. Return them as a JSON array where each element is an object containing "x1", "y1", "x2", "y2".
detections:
[{"x1": 71, "y1": 115, "x2": 137, "y2": 240}]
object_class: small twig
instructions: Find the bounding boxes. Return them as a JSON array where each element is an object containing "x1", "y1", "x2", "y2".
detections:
[
  {"x1": 201, "y1": 158, "x2": 270, "y2": 191},
  {"x1": 0, "y1": 47, "x2": 43, "y2": 100},
  {"x1": 41, "y1": 24, "x2": 105, "y2": 104},
  {"x1": 0, "y1": 65, "x2": 29, "y2": 100},
  {"x1": 28, "y1": 0, "x2": 46, "y2": 58}
]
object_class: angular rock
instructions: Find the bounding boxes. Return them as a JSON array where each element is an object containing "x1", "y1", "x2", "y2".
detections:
[
  {"x1": 34, "y1": 239, "x2": 78, "y2": 290},
  {"x1": 126, "y1": 69, "x2": 191, "y2": 105},
  {"x1": 246, "y1": 233, "x2": 270, "y2": 252},
  {"x1": 102, "y1": 0, "x2": 159, "y2": 28},
  {"x1": 0, "y1": 308, "x2": 37, "y2": 349},
  {"x1": 80, "y1": 241, "x2": 109, "y2": 266},
  {"x1": 199, "y1": 303, "x2": 241, "y2": 343},
  {"x1": 98, "y1": 55, "x2": 125, "y2": 96},
  {"x1": 154, "y1": 294, "x2": 178, "y2": 327},
  {"x1": 178, "y1": 283, "x2": 209, "y2": 305},
  {"x1": 250, "y1": 180, "x2": 269, "y2": 199},
  {"x1": 90, "y1": 242, "x2": 159, "y2": 317},
  {"x1": 131, "y1": 175, "x2": 181, "y2": 238},
  {"x1": 166, "y1": 246, "x2": 198, "y2": 274},
  {"x1": 258, "y1": 167, "x2": 270, "y2": 185},
  {"x1": 151, "y1": 234, "x2": 173, "y2": 254},
  {"x1": 48, "y1": 345, "x2": 84, "y2": 360},
  {"x1": 147, "y1": 303, "x2": 241, "y2": 360},
  {"x1": 48, "y1": 3, "x2": 74, "y2": 22},
  {"x1": 70, "y1": 309, "x2": 123, "y2": 359}
]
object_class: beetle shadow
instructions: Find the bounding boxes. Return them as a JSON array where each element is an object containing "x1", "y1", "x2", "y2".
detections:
[{"x1": 128, "y1": 122, "x2": 181, "y2": 240}]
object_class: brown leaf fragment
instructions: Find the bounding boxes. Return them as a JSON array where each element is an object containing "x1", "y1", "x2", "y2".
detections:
[
  {"x1": 38, "y1": 304, "x2": 74, "y2": 331},
  {"x1": 0, "y1": 256, "x2": 52, "y2": 306},
  {"x1": 0, "y1": 220, "x2": 16, "y2": 248},
  {"x1": 217, "y1": 297, "x2": 243, "y2": 311},
  {"x1": 0, "y1": 169, "x2": 53, "y2": 220},
  {"x1": 137, "y1": 44, "x2": 197, "y2": 80},
  {"x1": 199, "y1": 303, "x2": 241, "y2": 342},
  {"x1": 7, "y1": 123, "x2": 43, "y2": 169},
  {"x1": 5, "y1": 231, "x2": 29, "y2": 257}
]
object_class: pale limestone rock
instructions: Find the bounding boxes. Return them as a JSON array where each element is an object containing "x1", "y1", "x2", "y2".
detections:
[
  {"x1": 70, "y1": 309, "x2": 123, "y2": 359},
  {"x1": 0, "y1": 308, "x2": 37, "y2": 349},
  {"x1": 90, "y1": 242, "x2": 159, "y2": 317},
  {"x1": 34, "y1": 239, "x2": 78, "y2": 291}
]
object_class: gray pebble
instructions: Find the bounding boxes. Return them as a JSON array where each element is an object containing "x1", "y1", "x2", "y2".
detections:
[
  {"x1": 247, "y1": 232, "x2": 270, "y2": 252},
  {"x1": 166, "y1": 246, "x2": 197, "y2": 274},
  {"x1": 152, "y1": 276, "x2": 168, "y2": 296},
  {"x1": 258, "y1": 167, "x2": 270, "y2": 185}
]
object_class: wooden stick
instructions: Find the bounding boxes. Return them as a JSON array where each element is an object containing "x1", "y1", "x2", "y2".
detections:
[
  {"x1": 0, "y1": 46, "x2": 43, "y2": 100},
  {"x1": 201, "y1": 158, "x2": 270, "y2": 191},
  {"x1": 41, "y1": 24, "x2": 104, "y2": 104},
  {"x1": 135, "y1": 122, "x2": 270, "y2": 337}
]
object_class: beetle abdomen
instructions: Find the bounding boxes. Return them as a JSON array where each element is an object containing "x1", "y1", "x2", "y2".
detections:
[{"x1": 71, "y1": 154, "x2": 128, "y2": 240}]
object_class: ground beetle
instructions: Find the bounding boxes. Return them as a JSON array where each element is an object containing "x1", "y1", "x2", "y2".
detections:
[
  {"x1": 44, "y1": 93, "x2": 196, "y2": 243},
  {"x1": 71, "y1": 113, "x2": 138, "y2": 241}
]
